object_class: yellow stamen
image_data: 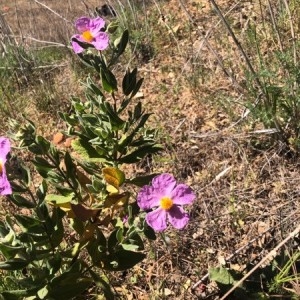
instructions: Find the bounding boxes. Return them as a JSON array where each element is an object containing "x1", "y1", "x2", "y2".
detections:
[
  {"x1": 160, "y1": 197, "x2": 173, "y2": 210},
  {"x1": 0, "y1": 160, "x2": 3, "y2": 175},
  {"x1": 82, "y1": 31, "x2": 94, "y2": 42}
]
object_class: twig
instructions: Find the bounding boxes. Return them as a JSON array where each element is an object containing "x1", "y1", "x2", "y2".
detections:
[
  {"x1": 0, "y1": 63, "x2": 67, "y2": 70},
  {"x1": 266, "y1": 0, "x2": 283, "y2": 52},
  {"x1": 32, "y1": 0, "x2": 72, "y2": 24},
  {"x1": 219, "y1": 224, "x2": 300, "y2": 300},
  {"x1": 22, "y1": 36, "x2": 67, "y2": 48},
  {"x1": 191, "y1": 128, "x2": 278, "y2": 139},
  {"x1": 192, "y1": 211, "x2": 299, "y2": 289},
  {"x1": 208, "y1": 0, "x2": 264, "y2": 93},
  {"x1": 177, "y1": 0, "x2": 244, "y2": 93},
  {"x1": 283, "y1": 0, "x2": 297, "y2": 66}
]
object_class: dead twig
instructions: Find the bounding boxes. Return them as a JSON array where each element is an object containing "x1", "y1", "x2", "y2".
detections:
[
  {"x1": 33, "y1": 0, "x2": 72, "y2": 24},
  {"x1": 177, "y1": 0, "x2": 244, "y2": 93},
  {"x1": 220, "y1": 224, "x2": 300, "y2": 300},
  {"x1": 192, "y1": 211, "x2": 299, "y2": 290},
  {"x1": 208, "y1": 0, "x2": 264, "y2": 94}
]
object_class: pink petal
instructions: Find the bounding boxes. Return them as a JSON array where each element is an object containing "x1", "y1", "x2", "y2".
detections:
[
  {"x1": 75, "y1": 17, "x2": 90, "y2": 32},
  {"x1": 71, "y1": 35, "x2": 84, "y2": 53},
  {"x1": 92, "y1": 32, "x2": 109, "y2": 51},
  {"x1": 0, "y1": 137, "x2": 10, "y2": 161},
  {"x1": 151, "y1": 173, "x2": 177, "y2": 196},
  {"x1": 0, "y1": 173, "x2": 11, "y2": 195},
  {"x1": 167, "y1": 205, "x2": 189, "y2": 229},
  {"x1": 171, "y1": 184, "x2": 196, "y2": 205},
  {"x1": 89, "y1": 17, "x2": 106, "y2": 35},
  {"x1": 146, "y1": 208, "x2": 167, "y2": 232},
  {"x1": 137, "y1": 185, "x2": 160, "y2": 210}
]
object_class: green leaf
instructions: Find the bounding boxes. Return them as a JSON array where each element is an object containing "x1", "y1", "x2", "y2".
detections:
[
  {"x1": 133, "y1": 101, "x2": 142, "y2": 119},
  {"x1": 127, "y1": 173, "x2": 158, "y2": 187},
  {"x1": 10, "y1": 182, "x2": 28, "y2": 193},
  {"x1": 143, "y1": 223, "x2": 156, "y2": 240},
  {"x1": 71, "y1": 138, "x2": 103, "y2": 160},
  {"x1": 106, "y1": 20, "x2": 119, "y2": 34},
  {"x1": 47, "y1": 253, "x2": 62, "y2": 276},
  {"x1": 8, "y1": 194, "x2": 35, "y2": 209},
  {"x1": 70, "y1": 218, "x2": 85, "y2": 235},
  {"x1": 47, "y1": 171, "x2": 65, "y2": 183},
  {"x1": 115, "y1": 29, "x2": 129, "y2": 57},
  {"x1": 0, "y1": 220, "x2": 9, "y2": 238},
  {"x1": 50, "y1": 208, "x2": 65, "y2": 247},
  {"x1": 48, "y1": 278, "x2": 92, "y2": 299},
  {"x1": 32, "y1": 157, "x2": 55, "y2": 177},
  {"x1": 35, "y1": 136, "x2": 51, "y2": 154},
  {"x1": 116, "y1": 227, "x2": 124, "y2": 243},
  {"x1": 103, "y1": 101, "x2": 125, "y2": 128},
  {"x1": 119, "y1": 144, "x2": 163, "y2": 164},
  {"x1": 0, "y1": 258, "x2": 29, "y2": 270},
  {"x1": 64, "y1": 152, "x2": 75, "y2": 178},
  {"x1": 58, "y1": 112, "x2": 78, "y2": 126},
  {"x1": 130, "y1": 77, "x2": 144, "y2": 98},
  {"x1": 122, "y1": 68, "x2": 138, "y2": 96},
  {"x1": 89, "y1": 269, "x2": 115, "y2": 300},
  {"x1": 107, "y1": 229, "x2": 118, "y2": 254},
  {"x1": 27, "y1": 144, "x2": 43, "y2": 155},
  {"x1": 121, "y1": 244, "x2": 139, "y2": 251},
  {"x1": 88, "y1": 82, "x2": 104, "y2": 98},
  {"x1": 209, "y1": 267, "x2": 236, "y2": 285},
  {"x1": 45, "y1": 193, "x2": 74, "y2": 205},
  {"x1": 102, "y1": 250, "x2": 146, "y2": 271},
  {"x1": 0, "y1": 243, "x2": 25, "y2": 259},
  {"x1": 14, "y1": 215, "x2": 45, "y2": 235},
  {"x1": 117, "y1": 113, "x2": 152, "y2": 152},
  {"x1": 47, "y1": 263, "x2": 92, "y2": 299},
  {"x1": 36, "y1": 180, "x2": 48, "y2": 202},
  {"x1": 87, "y1": 237, "x2": 105, "y2": 265},
  {"x1": 64, "y1": 152, "x2": 78, "y2": 189},
  {"x1": 0, "y1": 287, "x2": 41, "y2": 300},
  {"x1": 101, "y1": 68, "x2": 117, "y2": 93},
  {"x1": 37, "y1": 286, "x2": 49, "y2": 299}
]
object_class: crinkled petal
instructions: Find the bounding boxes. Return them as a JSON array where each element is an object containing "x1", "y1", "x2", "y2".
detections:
[
  {"x1": 75, "y1": 17, "x2": 90, "y2": 32},
  {"x1": 167, "y1": 205, "x2": 190, "y2": 229},
  {"x1": 0, "y1": 137, "x2": 10, "y2": 161},
  {"x1": 137, "y1": 185, "x2": 161, "y2": 210},
  {"x1": 92, "y1": 32, "x2": 109, "y2": 50},
  {"x1": 146, "y1": 208, "x2": 167, "y2": 232},
  {"x1": 171, "y1": 184, "x2": 196, "y2": 205},
  {"x1": 71, "y1": 35, "x2": 85, "y2": 53},
  {"x1": 0, "y1": 172, "x2": 12, "y2": 195},
  {"x1": 89, "y1": 17, "x2": 106, "y2": 35},
  {"x1": 151, "y1": 173, "x2": 177, "y2": 196}
]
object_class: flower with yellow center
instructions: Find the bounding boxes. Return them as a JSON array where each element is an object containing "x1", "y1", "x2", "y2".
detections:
[
  {"x1": 159, "y1": 197, "x2": 173, "y2": 210},
  {"x1": 137, "y1": 173, "x2": 196, "y2": 232},
  {"x1": 81, "y1": 31, "x2": 94, "y2": 43},
  {"x1": 71, "y1": 16, "x2": 109, "y2": 54}
]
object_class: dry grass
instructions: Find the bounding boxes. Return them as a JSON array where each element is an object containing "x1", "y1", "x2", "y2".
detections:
[{"x1": 0, "y1": 0, "x2": 300, "y2": 299}]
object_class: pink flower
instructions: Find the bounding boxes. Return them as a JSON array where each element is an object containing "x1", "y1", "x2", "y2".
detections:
[
  {"x1": 71, "y1": 16, "x2": 109, "y2": 53},
  {"x1": 137, "y1": 174, "x2": 196, "y2": 232},
  {"x1": 0, "y1": 137, "x2": 12, "y2": 195}
]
